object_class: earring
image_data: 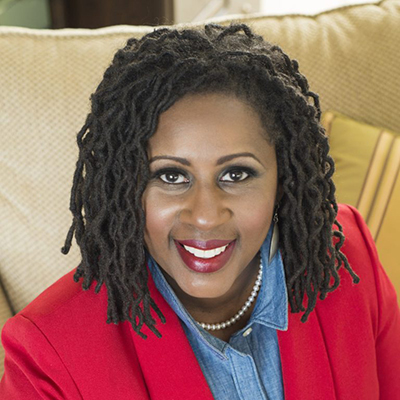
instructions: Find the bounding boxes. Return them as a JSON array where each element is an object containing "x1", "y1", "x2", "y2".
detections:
[{"x1": 269, "y1": 206, "x2": 280, "y2": 263}]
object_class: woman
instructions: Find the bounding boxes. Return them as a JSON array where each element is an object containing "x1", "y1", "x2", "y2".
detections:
[{"x1": 1, "y1": 24, "x2": 399, "y2": 399}]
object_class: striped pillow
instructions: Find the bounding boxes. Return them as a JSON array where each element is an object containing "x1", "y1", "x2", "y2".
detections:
[{"x1": 322, "y1": 111, "x2": 400, "y2": 300}]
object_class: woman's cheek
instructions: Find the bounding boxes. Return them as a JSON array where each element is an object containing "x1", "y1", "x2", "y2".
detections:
[
  {"x1": 143, "y1": 189, "x2": 181, "y2": 242},
  {"x1": 231, "y1": 191, "x2": 274, "y2": 229}
]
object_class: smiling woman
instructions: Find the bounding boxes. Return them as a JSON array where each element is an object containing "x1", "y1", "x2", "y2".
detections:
[{"x1": 1, "y1": 23, "x2": 399, "y2": 400}]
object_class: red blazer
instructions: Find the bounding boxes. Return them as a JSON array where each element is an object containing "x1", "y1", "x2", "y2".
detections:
[{"x1": 1, "y1": 204, "x2": 399, "y2": 399}]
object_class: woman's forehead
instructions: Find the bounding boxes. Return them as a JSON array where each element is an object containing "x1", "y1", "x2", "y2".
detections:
[{"x1": 146, "y1": 92, "x2": 275, "y2": 167}]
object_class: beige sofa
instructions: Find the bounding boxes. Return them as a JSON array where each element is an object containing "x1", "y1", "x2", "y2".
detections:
[{"x1": 1, "y1": 0, "x2": 399, "y2": 377}]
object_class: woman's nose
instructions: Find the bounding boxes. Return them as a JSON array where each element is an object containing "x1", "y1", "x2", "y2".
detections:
[{"x1": 179, "y1": 183, "x2": 232, "y2": 231}]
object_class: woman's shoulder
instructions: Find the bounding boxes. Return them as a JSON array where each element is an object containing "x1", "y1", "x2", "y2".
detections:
[
  {"x1": 336, "y1": 203, "x2": 378, "y2": 259},
  {"x1": 329, "y1": 204, "x2": 382, "y2": 300},
  {"x1": 335, "y1": 203, "x2": 394, "y2": 303},
  {"x1": 336, "y1": 204, "x2": 382, "y2": 282},
  {"x1": 1, "y1": 268, "x2": 117, "y2": 378},
  {"x1": 2, "y1": 268, "x2": 114, "y2": 365},
  {"x1": 319, "y1": 203, "x2": 399, "y2": 335},
  {"x1": 1, "y1": 269, "x2": 150, "y2": 399},
  {"x1": 16, "y1": 268, "x2": 106, "y2": 325},
  {"x1": 280, "y1": 204, "x2": 400, "y2": 400}
]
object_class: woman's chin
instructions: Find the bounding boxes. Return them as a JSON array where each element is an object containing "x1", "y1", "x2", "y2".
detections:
[
  {"x1": 177, "y1": 280, "x2": 232, "y2": 302},
  {"x1": 160, "y1": 262, "x2": 236, "y2": 302}
]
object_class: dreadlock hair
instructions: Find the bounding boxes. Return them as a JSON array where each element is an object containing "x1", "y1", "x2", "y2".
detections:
[{"x1": 62, "y1": 23, "x2": 360, "y2": 339}]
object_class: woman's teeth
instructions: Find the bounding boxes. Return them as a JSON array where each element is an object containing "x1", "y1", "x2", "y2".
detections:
[{"x1": 182, "y1": 244, "x2": 229, "y2": 259}]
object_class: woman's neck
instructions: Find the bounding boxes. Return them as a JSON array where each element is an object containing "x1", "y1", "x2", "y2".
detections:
[{"x1": 162, "y1": 256, "x2": 261, "y2": 341}]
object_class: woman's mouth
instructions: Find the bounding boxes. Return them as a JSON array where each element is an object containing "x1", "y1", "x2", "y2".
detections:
[{"x1": 174, "y1": 239, "x2": 236, "y2": 273}]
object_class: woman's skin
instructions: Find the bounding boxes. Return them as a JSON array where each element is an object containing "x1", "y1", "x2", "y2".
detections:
[{"x1": 142, "y1": 93, "x2": 279, "y2": 341}]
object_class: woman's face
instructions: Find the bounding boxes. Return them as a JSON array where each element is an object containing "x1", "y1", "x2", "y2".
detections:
[{"x1": 142, "y1": 93, "x2": 278, "y2": 301}]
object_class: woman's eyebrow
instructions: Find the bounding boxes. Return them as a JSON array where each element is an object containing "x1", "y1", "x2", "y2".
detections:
[
  {"x1": 216, "y1": 153, "x2": 263, "y2": 166},
  {"x1": 149, "y1": 155, "x2": 190, "y2": 166},
  {"x1": 148, "y1": 153, "x2": 263, "y2": 166}
]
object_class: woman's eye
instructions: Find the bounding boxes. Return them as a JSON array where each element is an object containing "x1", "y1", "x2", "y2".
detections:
[
  {"x1": 220, "y1": 169, "x2": 250, "y2": 182},
  {"x1": 159, "y1": 172, "x2": 188, "y2": 184}
]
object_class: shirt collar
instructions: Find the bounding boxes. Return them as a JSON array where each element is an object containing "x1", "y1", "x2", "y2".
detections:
[{"x1": 147, "y1": 225, "x2": 288, "y2": 354}]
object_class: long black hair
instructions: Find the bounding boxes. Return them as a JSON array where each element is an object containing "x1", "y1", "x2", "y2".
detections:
[{"x1": 62, "y1": 23, "x2": 359, "y2": 338}]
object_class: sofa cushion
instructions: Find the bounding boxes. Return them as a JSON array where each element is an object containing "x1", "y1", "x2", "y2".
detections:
[{"x1": 224, "y1": 0, "x2": 400, "y2": 133}]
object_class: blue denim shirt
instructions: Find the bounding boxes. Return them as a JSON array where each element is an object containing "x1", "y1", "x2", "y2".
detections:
[{"x1": 148, "y1": 226, "x2": 288, "y2": 400}]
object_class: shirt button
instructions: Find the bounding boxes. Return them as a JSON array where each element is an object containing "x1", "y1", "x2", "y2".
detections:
[{"x1": 243, "y1": 327, "x2": 253, "y2": 337}]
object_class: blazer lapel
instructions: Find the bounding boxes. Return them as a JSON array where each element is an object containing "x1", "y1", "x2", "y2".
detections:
[
  {"x1": 278, "y1": 309, "x2": 337, "y2": 400},
  {"x1": 131, "y1": 273, "x2": 214, "y2": 400}
]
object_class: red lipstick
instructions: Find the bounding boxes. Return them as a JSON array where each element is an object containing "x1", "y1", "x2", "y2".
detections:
[{"x1": 174, "y1": 239, "x2": 236, "y2": 273}]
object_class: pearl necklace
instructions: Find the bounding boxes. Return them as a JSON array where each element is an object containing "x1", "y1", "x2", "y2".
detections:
[{"x1": 195, "y1": 257, "x2": 263, "y2": 331}]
